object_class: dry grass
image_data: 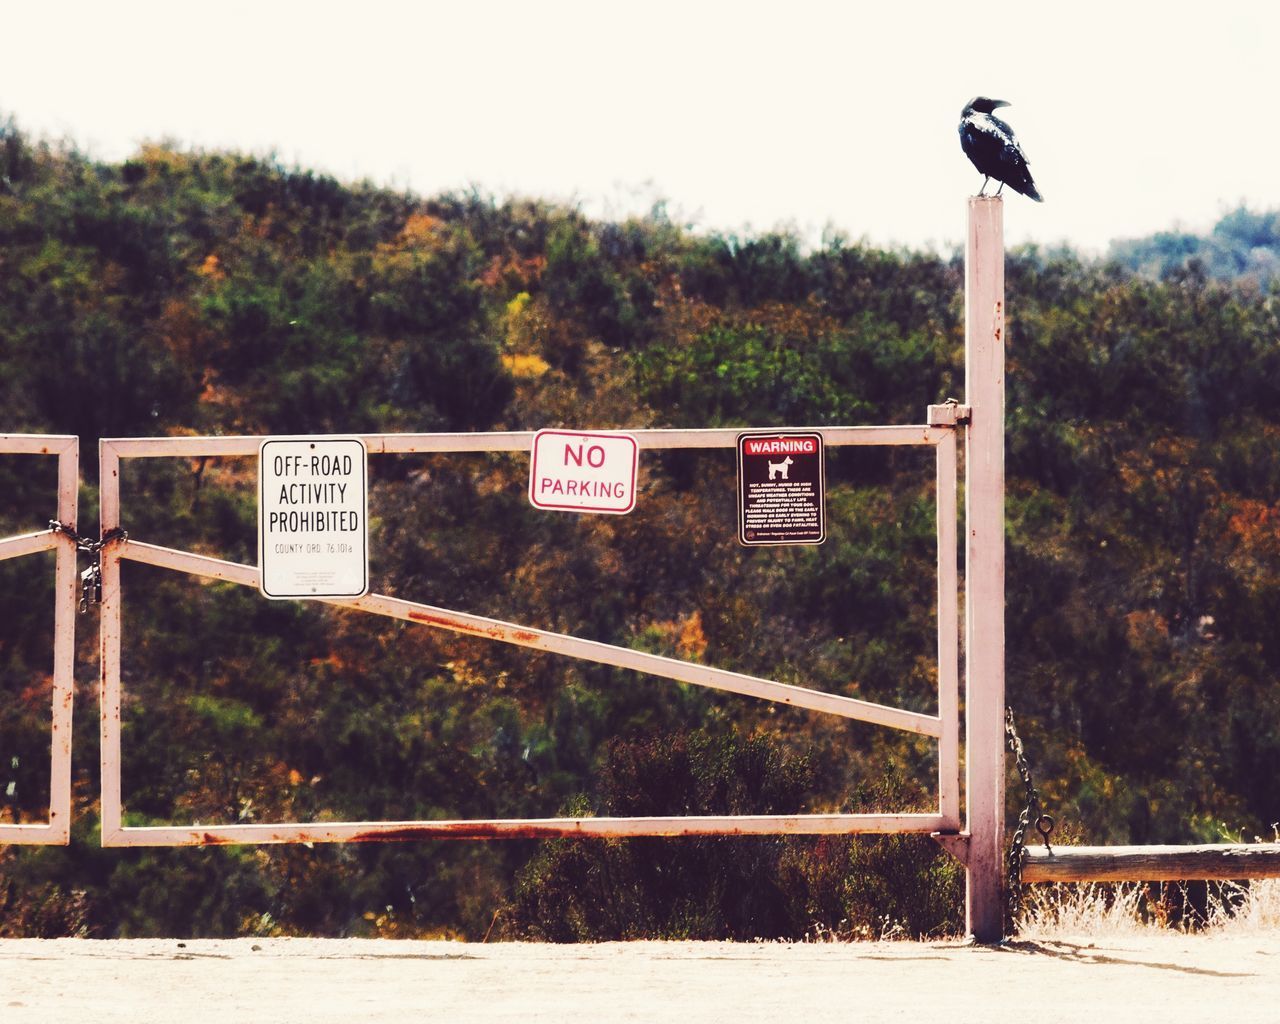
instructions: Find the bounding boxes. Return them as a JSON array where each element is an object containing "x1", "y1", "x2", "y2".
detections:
[
  {"x1": 1018, "y1": 878, "x2": 1280, "y2": 939},
  {"x1": 1018, "y1": 882, "x2": 1160, "y2": 938},
  {"x1": 1018, "y1": 825, "x2": 1280, "y2": 939},
  {"x1": 1205, "y1": 878, "x2": 1280, "y2": 934}
]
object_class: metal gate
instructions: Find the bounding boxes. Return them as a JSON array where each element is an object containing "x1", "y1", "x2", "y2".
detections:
[
  {"x1": 97, "y1": 421, "x2": 961, "y2": 847},
  {"x1": 1, "y1": 198, "x2": 1012, "y2": 937},
  {"x1": 0, "y1": 434, "x2": 79, "y2": 845}
]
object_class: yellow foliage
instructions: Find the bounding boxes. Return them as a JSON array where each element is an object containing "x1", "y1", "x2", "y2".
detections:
[
  {"x1": 676, "y1": 610, "x2": 708, "y2": 661},
  {"x1": 642, "y1": 612, "x2": 709, "y2": 662},
  {"x1": 504, "y1": 291, "x2": 540, "y2": 353},
  {"x1": 399, "y1": 212, "x2": 441, "y2": 244},
  {"x1": 501, "y1": 352, "x2": 551, "y2": 378},
  {"x1": 505, "y1": 291, "x2": 532, "y2": 318},
  {"x1": 137, "y1": 144, "x2": 192, "y2": 174},
  {"x1": 368, "y1": 212, "x2": 443, "y2": 271}
]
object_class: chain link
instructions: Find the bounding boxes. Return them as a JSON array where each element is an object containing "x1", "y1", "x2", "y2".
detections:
[
  {"x1": 1005, "y1": 706, "x2": 1054, "y2": 928},
  {"x1": 49, "y1": 520, "x2": 128, "y2": 612}
]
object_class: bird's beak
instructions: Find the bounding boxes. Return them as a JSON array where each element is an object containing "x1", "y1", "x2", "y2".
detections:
[{"x1": 991, "y1": 99, "x2": 1011, "y2": 109}]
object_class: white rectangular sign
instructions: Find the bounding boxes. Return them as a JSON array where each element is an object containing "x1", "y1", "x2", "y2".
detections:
[
  {"x1": 258, "y1": 437, "x2": 369, "y2": 599},
  {"x1": 528, "y1": 429, "x2": 638, "y2": 515}
]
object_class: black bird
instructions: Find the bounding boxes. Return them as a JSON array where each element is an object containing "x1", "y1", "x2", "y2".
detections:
[{"x1": 959, "y1": 97, "x2": 1043, "y2": 202}]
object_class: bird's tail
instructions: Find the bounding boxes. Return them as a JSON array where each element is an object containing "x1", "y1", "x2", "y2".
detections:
[{"x1": 1020, "y1": 179, "x2": 1044, "y2": 203}]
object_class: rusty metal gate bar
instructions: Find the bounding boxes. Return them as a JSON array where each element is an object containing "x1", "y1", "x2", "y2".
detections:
[
  {"x1": 0, "y1": 434, "x2": 79, "y2": 845},
  {"x1": 98, "y1": 421, "x2": 959, "y2": 847}
]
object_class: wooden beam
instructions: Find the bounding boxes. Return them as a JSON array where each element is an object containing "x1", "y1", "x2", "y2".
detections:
[{"x1": 1023, "y1": 843, "x2": 1280, "y2": 883}]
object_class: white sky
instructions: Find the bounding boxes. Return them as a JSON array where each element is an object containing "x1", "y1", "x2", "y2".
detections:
[{"x1": 3, "y1": 0, "x2": 1278, "y2": 254}]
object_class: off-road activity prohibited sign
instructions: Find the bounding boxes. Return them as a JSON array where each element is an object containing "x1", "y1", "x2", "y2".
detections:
[
  {"x1": 737, "y1": 431, "x2": 826, "y2": 546},
  {"x1": 528, "y1": 429, "x2": 639, "y2": 515},
  {"x1": 258, "y1": 437, "x2": 369, "y2": 599}
]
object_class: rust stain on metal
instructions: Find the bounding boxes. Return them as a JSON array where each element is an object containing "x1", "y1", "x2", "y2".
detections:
[
  {"x1": 350, "y1": 822, "x2": 586, "y2": 842},
  {"x1": 408, "y1": 610, "x2": 541, "y2": 646},
  {"x1": 341, "y1": 821, "x2": 785, "y2": 843},
  {"x1": 409, "y1": 610, "x2": 479, "y2": 634},
  {"x1": 200, "y1": 832, "x2": 235, "y2": 846}
]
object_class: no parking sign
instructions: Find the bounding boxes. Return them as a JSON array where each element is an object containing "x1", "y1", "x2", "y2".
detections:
[{"x1": 528, "y1": 429, "x2": 638, "y2": 515}]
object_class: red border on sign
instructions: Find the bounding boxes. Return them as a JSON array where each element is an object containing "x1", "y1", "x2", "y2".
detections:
[{"x1": 528, "y1": 429, "x2": 639, "y2": 515}]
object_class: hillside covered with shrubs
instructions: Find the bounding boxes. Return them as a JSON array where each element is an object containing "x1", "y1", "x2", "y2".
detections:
[{"x1": 2, "y1": 117, "x2": 1279, "y2": 939}]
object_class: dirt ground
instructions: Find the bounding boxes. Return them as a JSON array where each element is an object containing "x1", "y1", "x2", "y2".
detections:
[{"x1": 2, "y1": 933, "x2": 1277, "y2": 1023}]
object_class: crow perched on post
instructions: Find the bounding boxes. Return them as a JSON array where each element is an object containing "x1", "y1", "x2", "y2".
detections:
[{"x1": 959, "y1": 97, "x2": 1043, "y2": 202}]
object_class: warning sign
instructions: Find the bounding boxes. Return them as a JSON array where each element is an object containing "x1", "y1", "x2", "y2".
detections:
[
  {"x1": 737, "y1": 431, "x2": 826, "y2": 546},
  {"x1": 258, "y1": 437, "x2": 369, "y2": 600}
]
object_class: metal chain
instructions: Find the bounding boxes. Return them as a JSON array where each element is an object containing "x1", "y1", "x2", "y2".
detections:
[
  {"x1": 49, "y1": 520, "x2": 128, "y2": 612},
  {"x1": 1005, "y1": 706, "x2": 1054, "y2": 927}
]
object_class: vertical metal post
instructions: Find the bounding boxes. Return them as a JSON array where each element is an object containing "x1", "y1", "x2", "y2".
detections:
[
  {"x1": 964, "y1": 196, "x2": 1006, "y2": 942},
  {"x1": 49, "y1": 439, "x2": 80, "y2": 842},
  {"x1": 936, "y1": 428, "x2": 961, "y2": 831},
  {"x1": 98, "y1": 441, "x2": 123, "y2": 843}
]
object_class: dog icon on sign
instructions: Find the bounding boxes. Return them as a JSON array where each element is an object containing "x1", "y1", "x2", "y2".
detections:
[{"x1": 767, "y1": 456, "x2": 794, "y2": 480}]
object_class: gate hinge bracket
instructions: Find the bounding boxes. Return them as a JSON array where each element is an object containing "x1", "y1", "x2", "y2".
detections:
[
  {"x1": 927, "y1": 402, "x2": 972, "y2": 427},
  {"x1": 930, "y1": 830, "x2": 971, "y2": 865}
]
